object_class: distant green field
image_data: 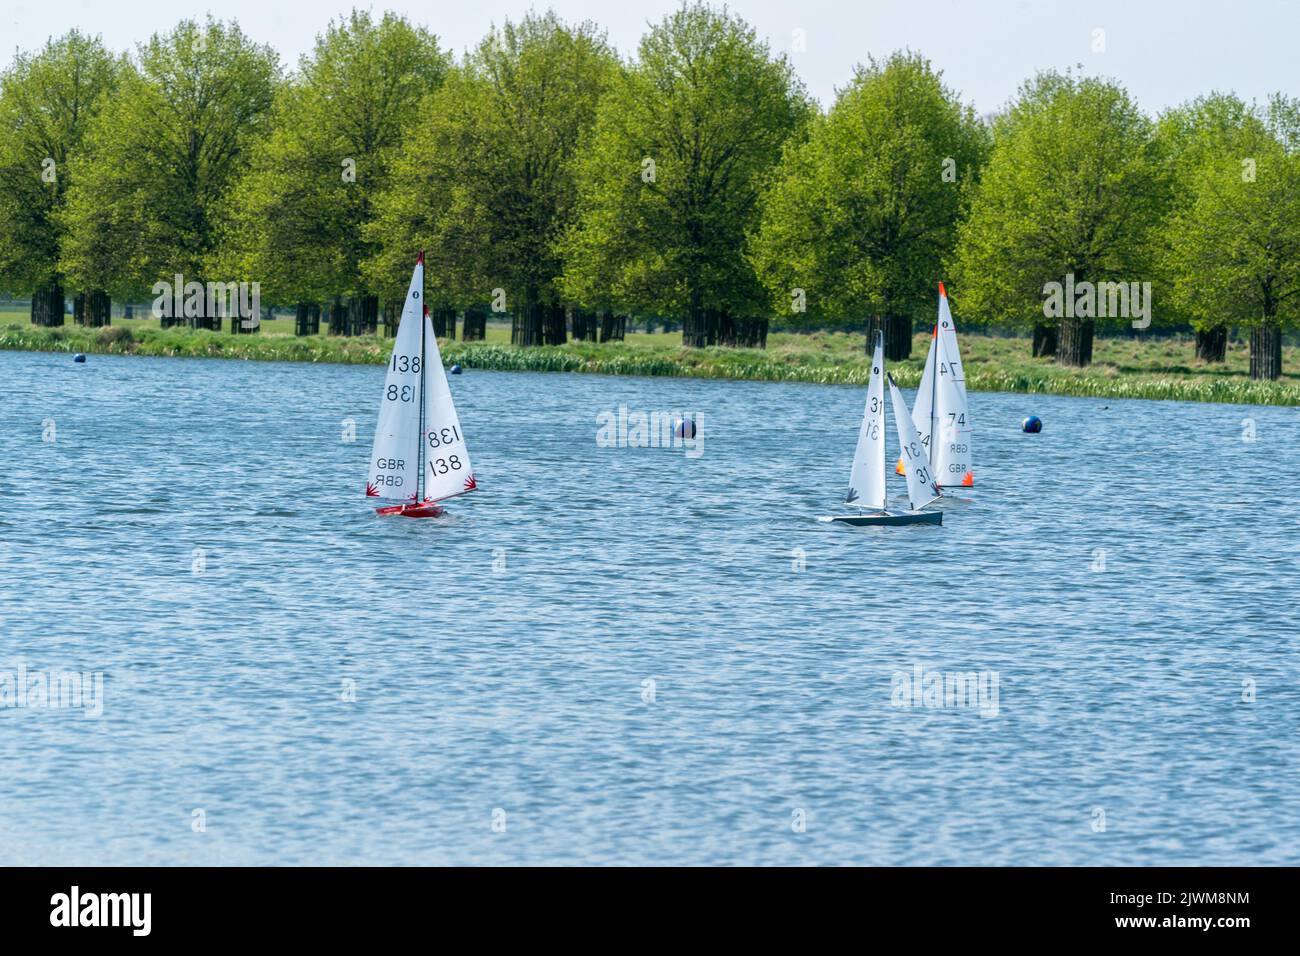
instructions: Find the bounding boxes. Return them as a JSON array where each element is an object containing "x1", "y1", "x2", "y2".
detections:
[{"x1": 2, "y1": 311, "x2": 1298, "y2": 406}]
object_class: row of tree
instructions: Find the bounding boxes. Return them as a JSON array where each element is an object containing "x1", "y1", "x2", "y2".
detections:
[{"x1": 0, "y1": 5, "x2": 1297, "y2": 376}]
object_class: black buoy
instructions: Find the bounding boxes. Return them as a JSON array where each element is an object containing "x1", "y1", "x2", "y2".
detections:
[
  {"x1": 1022, "y1": 415, "x2": 1042, "y2": 433},
  {"x1": 450, "y1": 364, "x2": 462, "y2": 375},
  {"x1": 73, "y1": 353, "x2": 86, "y2": 363}
]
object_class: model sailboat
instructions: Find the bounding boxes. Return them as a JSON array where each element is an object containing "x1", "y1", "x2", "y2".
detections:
[
  {"x1": 821, "y1": 332, "x2": 942, "y2": 527},
  {"x1": 366, "y1": 251, "x2": 476, "y2": 518},
  {"x1": 897, "y1": 282, "x2": 973, "y2": 488}
]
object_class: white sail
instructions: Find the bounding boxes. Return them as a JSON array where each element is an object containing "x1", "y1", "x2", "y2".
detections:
[
  {"x1": 419, "y1": 307, "x2": 476, "y2": 502},
  {"x1": 932, "y1": 282, "x2": 972, "y2": 487},
  {"x1": 888, "y1": 374, "x2": 941, "y2": 511},
  {"x1": 845, "y1": 333, "x2": 886, "y2": 510},
  {"x1": 932, "y1": 332, "x2": 972, "y2": 488},
  {"x1": 936, "y1": 284, "x2": 967, "y2": 401},
  {"x1": 366, "y1": 259, "x2": 426, "y2": 502},
  {"x1": 910, "y1": 327, "x2": 938, "y2": 458}
]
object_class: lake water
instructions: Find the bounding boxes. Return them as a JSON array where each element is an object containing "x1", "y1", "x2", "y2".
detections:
[{"x1": 1, "y1": 348, "x2": 1297, "y2": 865}]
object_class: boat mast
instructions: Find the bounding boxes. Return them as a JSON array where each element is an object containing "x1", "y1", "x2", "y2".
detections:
[
  {"x1": 416, "y1": 253, "x2": 427, "y2": 502},
  {"x1": 876, "y1": 329, "x2": 886, "y2": 513}
]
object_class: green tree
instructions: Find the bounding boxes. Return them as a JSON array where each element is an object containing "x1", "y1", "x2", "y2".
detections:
[
  {"x1": 560, "y1": 2, "x2": 810, "y2": 347},
  {"x1": 0, "y1": 31, "x2": 119, "y2": 325},
  {"x1": 225, "y1": 11, "x2": 447, "y2": 335},
  {"x1": 60, "y1": 18, "x2": 279, "y2": 329},
  {"x1": 1163, "y1": 96, "x2": 1300, "y2": 380},
  {"x1": 366, "y1": 12, "x2": 616, "y2": 345},
  {"x1": 1153, "y1": 93, "x2": 1269, "y2": 361},
  {"x1": 751, "y1": 51, "x2": 988, "y2": 359},
  {"x1": 953, "y1": 72, "x2": 1163, "y2": 365}
]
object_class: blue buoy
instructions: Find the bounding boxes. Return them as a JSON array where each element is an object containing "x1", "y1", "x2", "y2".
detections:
[
  {"x1": 450, "y1": 364, "x2": 462, "y2": 375},
  {"x1": 674, "y1": 417, "x2": 696, "y2": 439},
  {"x1": 1022, "y1": 415, "x2": 1042, "y2": 433},
  {"x1": 73, "y1": 353, "x2": 86, "y2": 363}
]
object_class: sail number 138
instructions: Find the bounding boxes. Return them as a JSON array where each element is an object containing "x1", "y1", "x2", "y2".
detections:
[{"x1": 427, "y1": 425, "x2": 460, "y2": 449}]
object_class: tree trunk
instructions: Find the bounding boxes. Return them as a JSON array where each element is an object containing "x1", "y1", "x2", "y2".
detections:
[
  {"x1": 88, "y1": 291, "x2": 110, "y2": 327},
  {"x1": 350, "y1": 295, "x2": 378, "y2": 336},
  {"x1": 866, "y1": 314, "x2": 911, "y2": 361},
  {"x1": 187, "y1": 280, "x2": 220, "y2": 331},
  {"x1": 462, "y1": 306, "x2": 486, "y2": 341},
  {"x1": 682, "y1": 302, "x2": 704, "y2": 347},
  {"x1": 1195, "y1": 325, "x2": 1227, "y2": 362},
  {"x1": 233, "y1": 304, "x2": 268, "y2": 335},
  {"x1": 1250, "y1": 322, "x2": 1282, "y2": 380},
  {"x1": 295, "y1": 302, "x2": 321, "y2": 336},
  {"x1": 1032, "y1": 322, "x2": 1058, "y2": 357},
  {"x1": 543, "y1": 304, "x2": 567, "y2": 345},
  {"x1": 717, "y1": 310, "x2": 737, "y2": 346},
  {"x1": 571, "y1": 308, "x2": 598, "y2": 341},
  {"x1": 381, "y1": 300, "x2": 399, "y2": 337},
  {"x1": 1057, "y1": 317, "x2": 1094, "y2": 367},
  {"x1": 325, "y1": 296, "x2": 344, "y2": 335},
  {"x1": 683, "y1": 304, "x2": 720, "y2": 347},
  {"x1": 336, "y1": 296, "x2": 374, "y2": 336},
  {"x1": 431, "y1": 306, "x2": 456, "y2": 339},
  {"x1": 682, "y1": 299, "x2": 710, "y2": 347},
  {"x1": 363, "y1": 296, "x2": 379, "y2": 335},
  {"x1": 598, "y1": 310, "x2": 626, "y2": 343},
  {"x1": 722, "y1": 313, "x2": 768, "y2": 348},
  {"x1": 515, "y1": 288, "x2": 544, "y2": 346},
  {"x1": 31, "y1": 281, "x2": 65, "y2": 326}
]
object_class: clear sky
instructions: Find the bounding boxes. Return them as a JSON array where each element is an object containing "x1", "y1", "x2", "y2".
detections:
[{"x1": 5, "y1": 0, "x2": 1298, "y2": 114}]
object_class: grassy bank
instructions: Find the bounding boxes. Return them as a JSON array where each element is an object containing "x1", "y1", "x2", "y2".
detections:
[{"x1": 3, "y1": 320, "x2": 1299, "y2": 406}]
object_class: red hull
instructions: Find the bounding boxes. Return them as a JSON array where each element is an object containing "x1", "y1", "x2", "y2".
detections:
[{"x1": 375, "y1": 502, "x2": 445, "y2": 518}]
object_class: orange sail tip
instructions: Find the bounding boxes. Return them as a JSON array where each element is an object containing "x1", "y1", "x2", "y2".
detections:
[
  {"x1": 938, "y1": 281, "x2": 947, "y2": 298},
  {"x1": 416, "y1": 250, "x2": 425, "y2": 265},
  {"x1": 962, "y1": 472, "x2": 974, "y2": 487},
  {"x1": 895, "y1": 457, "x2": 906, "y2": 475},
  {"x1": 423, "y1": 304, "x2": 430, "y2": 316}
]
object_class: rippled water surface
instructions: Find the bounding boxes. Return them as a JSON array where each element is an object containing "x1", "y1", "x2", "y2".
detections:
[{"x1": 1, "y1": 348, "x2": 1297, "y2": 865}]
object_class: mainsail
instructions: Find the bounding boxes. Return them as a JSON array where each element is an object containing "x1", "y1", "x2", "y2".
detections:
[
  {"x1": 366, "y1": 257, "x2": 426, "y2": 502},
  {"x1": 845, "y1": 332, "x2": 886, "y2": 510},
  {"x1": 888, "y1": 373, "x2": 941, "y2": 512},
  {"x1": 932, "y1": 282, "x2": 972, "y2": 487},
  {"x1": 366, "y1": 253, "x2": 476, "y2": 505},
  {"x1": 932, "y1": 329, "x2": 972, "y2": 488}
]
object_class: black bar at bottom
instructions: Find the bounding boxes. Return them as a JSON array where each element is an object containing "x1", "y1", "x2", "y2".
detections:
[{"x1": 0, "y1": 866, "x2": 1283, "y2": 943}]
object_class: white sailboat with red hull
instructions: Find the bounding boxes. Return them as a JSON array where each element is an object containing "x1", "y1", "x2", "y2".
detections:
[
  {"x1": 821, "y1": 331, "x2": 942, "y2": 527},
  {"x1": 366, "y1": 251, "x2": 476, "y2": 518}
]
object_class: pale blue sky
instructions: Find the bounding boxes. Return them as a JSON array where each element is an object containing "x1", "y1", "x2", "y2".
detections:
[{"x1": 5, "y1": 0, "x2": 1297, "y2": 114}]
